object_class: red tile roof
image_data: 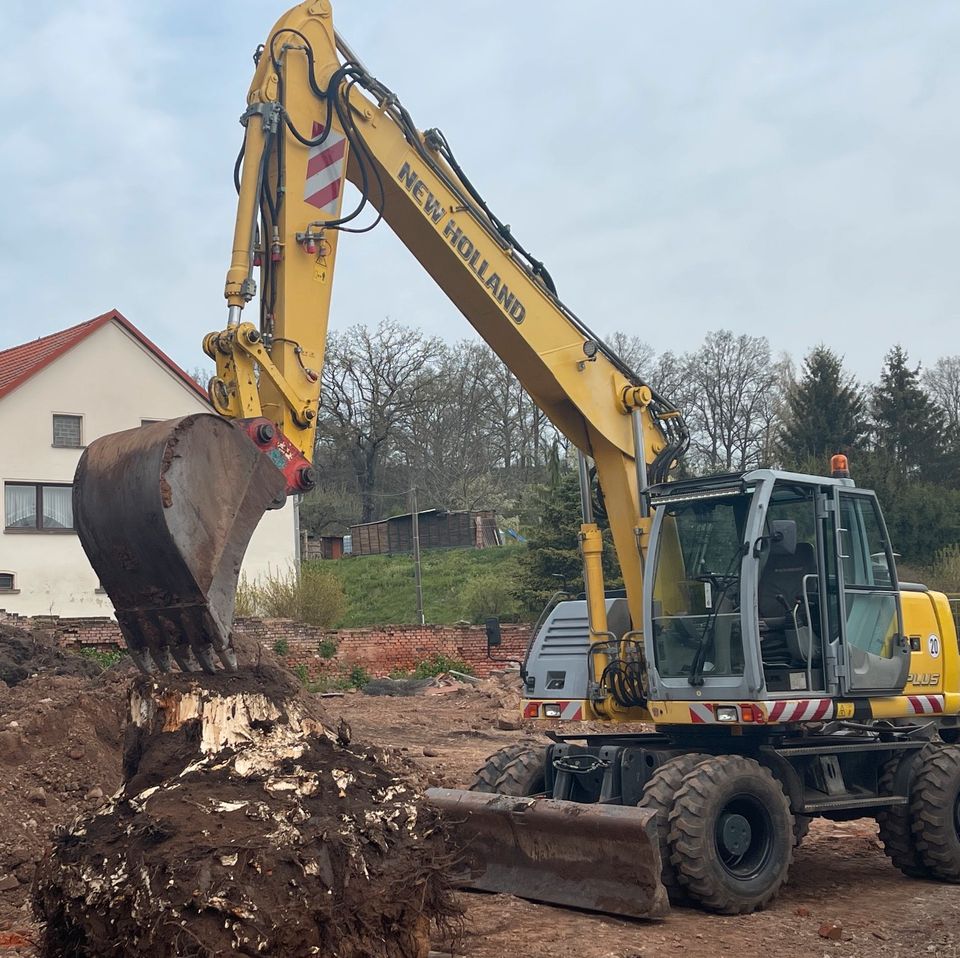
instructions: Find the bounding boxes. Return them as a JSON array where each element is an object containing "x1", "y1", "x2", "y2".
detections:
[{"x1": 0, "y1": 309, "x2": 208, "y2": 402}]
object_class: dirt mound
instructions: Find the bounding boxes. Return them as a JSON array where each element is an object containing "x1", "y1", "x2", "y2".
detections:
[
  {"x1": 34, "y1": 666, "x2": 459, "y2": 957},
  {"x1": 0, "y1": 656, "x2": 129, "y2": 915},
  {"x1": 0, "y1": 625, "x2": 103, "y2": 687}
]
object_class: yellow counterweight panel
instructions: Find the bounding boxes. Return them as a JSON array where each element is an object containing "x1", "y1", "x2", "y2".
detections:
[{"x1": 900, "y1": 589, "x2": 959, "y2": 697}]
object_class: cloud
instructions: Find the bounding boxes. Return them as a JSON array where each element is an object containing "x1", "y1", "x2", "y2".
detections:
[{"x1": 1, "y1": 0, "x2": 958, "y2": 389}]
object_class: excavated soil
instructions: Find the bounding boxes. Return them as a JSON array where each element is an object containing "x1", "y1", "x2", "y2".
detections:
[
  {"x1": 0, "y1": 626, "x2": 957, "y2": 956},
  {"x1": 0, "y1": 626, "x2": 103, "y2": 688},
  {"x1": 0, "y1": 628, "x2": 130, "y2": 941},
  {"x1": 32, "y1": 643, "x2": 458, "y2": 958}
]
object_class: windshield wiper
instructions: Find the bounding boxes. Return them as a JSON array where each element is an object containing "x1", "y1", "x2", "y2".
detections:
[{"x1": 688, "y1": 542, "x2": 747, "y2": 686}]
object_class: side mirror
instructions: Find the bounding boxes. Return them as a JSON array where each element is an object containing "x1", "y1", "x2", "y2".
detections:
[{"x1": 485, "y1": 616, "x2": 502, "y2": 649}]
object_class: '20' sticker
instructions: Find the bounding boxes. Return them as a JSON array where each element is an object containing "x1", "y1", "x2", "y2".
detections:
[{"x1": 928, "y1": 634, "x2": 941, "y2": 659}]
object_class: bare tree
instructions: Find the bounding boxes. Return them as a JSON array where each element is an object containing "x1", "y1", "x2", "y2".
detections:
[
  {"x1": 400, "y1": 342, "x2": 502, "y2": 509},
  {"x1": 924, "y1": 355, "x2": 960, "y2": 432},
  {"x1": 606, "y1": 331, "x2": 655, "y2": 376},
  {"x1": 683, "y1": 331, "x2": 782, "y2": 472},
  {"x1": 318, "y1": 319, "x2": 440, "y2": 522}
]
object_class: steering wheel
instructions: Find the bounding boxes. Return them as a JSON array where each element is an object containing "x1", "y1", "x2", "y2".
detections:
[{"x1": 693, "y1": 572, "x2": 738, "y2": 592}]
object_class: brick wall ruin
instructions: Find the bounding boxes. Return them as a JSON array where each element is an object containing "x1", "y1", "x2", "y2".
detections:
[{"x1": 0, "y1": 610, "x2": 531, "y2": 679}]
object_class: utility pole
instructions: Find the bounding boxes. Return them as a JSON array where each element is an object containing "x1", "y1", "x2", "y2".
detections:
[
  {"x1": 410, "y1": 487, "x2": 425, "y2": 625},
  {"x1": 293, "y1": 494, "x2": 303, "y2": 573}
]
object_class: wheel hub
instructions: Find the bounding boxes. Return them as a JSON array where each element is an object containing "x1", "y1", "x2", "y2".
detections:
[
  {"x1": 718, "y1": 812, "x2": 752, "y2": 857},
  {"x1": 713, "y1": 794, "x2": 775, "y2": 879}
]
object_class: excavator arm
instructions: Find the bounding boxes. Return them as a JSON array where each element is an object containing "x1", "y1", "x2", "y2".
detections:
[
  {"x1": 70, "y1": 0, "x2": 686, "y2": 917},
  {"x1": 77, "y1": 0, "x2": 688, "y2": 689},
  {"x1": 75, "y1": 0, "x2": 688, "y2": 688},
  {"x1": 205, "y1": 1, "x2": 687, "y2": 706}
]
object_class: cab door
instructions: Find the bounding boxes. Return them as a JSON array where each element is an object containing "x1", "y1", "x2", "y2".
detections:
[{"x1": 834, "y1": 490, "x2": 910, "y2": 693}]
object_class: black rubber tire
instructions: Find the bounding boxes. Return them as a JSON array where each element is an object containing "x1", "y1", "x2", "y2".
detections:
[
  {"x1": 469, "y1": 744, "x2": 537, "y2": 793},
  {"x1": 668, "y1": 756, "x2": 794, "y2": 914},
  {"x1": 637, "y1": 753, "x2": 710, "y2": 904},
  {"x1": 911, "y1": 743, "x2": 960, "y2": 881},
  {"x1": 493, "y1": 748, "x2": 547, "y2": 796},
  {"x1": 793, "y1": 815, "x2": 811, "y2": 847},
  {"x1": 877, "y1": 752, "x2": 932, "y2": 879}
]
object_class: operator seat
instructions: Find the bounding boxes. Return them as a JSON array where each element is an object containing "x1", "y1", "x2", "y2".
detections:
[{"x1": 758, "y1": 521, "x2": 817, "y2": 632}]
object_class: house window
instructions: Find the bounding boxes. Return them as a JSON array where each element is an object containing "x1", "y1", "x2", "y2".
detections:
[
  {"x1": 0, "y1": 573, "x2": 15, "y2": 592},
  {"x1": 4, "y1": 483, "x2": 74, "y2": 531},
  {"x1": 52, "y1": 414, "x2": 82, "y2": 448}
]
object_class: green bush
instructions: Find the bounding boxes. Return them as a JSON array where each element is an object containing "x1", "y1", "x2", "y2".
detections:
[
  {"x1": 78, "y1": 647, "x2": 126, "y2": 669},
  {"x1": 460, "y1": 572, "x2": 520, "y2": 624},
  {"x1": 926, "y1": 544, "x2": 960, "y2": 594},
  {"x1": 303, "y1": 675, "x2": 346, "y2": 693},
  {"x1": 272, "y1": 638, "x2": 290, "y2": 657},
  {"x1": 293, "y1": 663, "x2": 309, "y2": 685},
  {"x1": 413, "y1": 654, "x2": 473, "y2": 679},
  {"x1": 238, "y1": 564, "x2": 346, "y2": 627},
  {"x1": 234, "y1": 575, "x2": 257, "y2": 618},
  {"x1": 348, "y1": 664, "x2": 371, "y2": 688},
  {"x1": 318, "y1": 638, "x2": 337, "y2": 659}
]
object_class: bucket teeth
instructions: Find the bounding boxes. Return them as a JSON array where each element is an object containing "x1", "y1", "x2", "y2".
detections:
[
  {"x1": 169, "y1": 645, "x2": 201, "y2": 673},
  {"x1": 73, "y1": 414, "x2": 287, "y2": 675},
  {"x1": 216, "y1": 645, "x2": 239, "y2": 671},
  {"x1": 152, "y1": 645, "x2": 175, "y2": 674},
  {"x1": 128, "y1": 648, "x2": 157, "y2": 675},
  {"x1": 194, "y1": 645, "x2": 219, "y2": 675}
]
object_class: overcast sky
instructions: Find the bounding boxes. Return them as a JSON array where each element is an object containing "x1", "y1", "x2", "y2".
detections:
[{"x1": 1, "y1": 1, "x2": 957, "y2": 385}]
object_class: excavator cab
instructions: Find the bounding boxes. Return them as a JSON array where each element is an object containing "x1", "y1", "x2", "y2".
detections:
[{"x1": 643, "y1": 468, "x2": 910, "y2": 702}]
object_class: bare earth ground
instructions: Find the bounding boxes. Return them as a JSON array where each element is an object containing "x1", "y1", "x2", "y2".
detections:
[
  {"x1": 0, "y1": 648, "x2": 958, "y2": 956},
  {"x1": 336, "y1": 685, "x2": 960, "y2": 958}
]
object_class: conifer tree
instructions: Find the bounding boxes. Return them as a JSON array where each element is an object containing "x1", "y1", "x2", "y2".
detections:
[
  {"x1": 516, "y1": 468, "x2": 622, "y2": 613},
  {"x1": 871, "y1": 346, "x2": 943, "y2": 477},
  {"x1": 779, "y1": 346, "x2": 866, "y2": 469}
]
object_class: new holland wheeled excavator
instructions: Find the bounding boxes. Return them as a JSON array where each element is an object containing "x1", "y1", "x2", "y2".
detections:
[{"x1": 74, "y1": 0, "x2": 960, "y2": 921}]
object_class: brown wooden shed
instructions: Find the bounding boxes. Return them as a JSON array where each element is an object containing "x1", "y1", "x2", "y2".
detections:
[
  {"x1": 349, "y1": 509, "x2": 500, "y2": 556},
  {"x1": 304, "y1": 534, "x2": 345, "y2": 560}
]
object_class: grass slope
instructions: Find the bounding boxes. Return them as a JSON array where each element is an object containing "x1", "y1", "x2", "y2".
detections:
[{"x1": 316, "y1": 545, "x2": 524, "y2": 627}]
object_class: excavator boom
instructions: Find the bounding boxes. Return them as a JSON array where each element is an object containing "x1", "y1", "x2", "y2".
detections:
[{"x1": 73, "y1": 0, "x2": 687, "y2": 917}]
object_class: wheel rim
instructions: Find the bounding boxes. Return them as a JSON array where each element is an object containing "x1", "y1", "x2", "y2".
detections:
[{"x1": 714, "y1": 793, "x2": 774, "y2": 881}]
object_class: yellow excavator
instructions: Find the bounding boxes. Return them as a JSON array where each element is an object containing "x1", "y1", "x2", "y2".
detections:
[{"x1": 74, "y1": 0, "x2": 960, "y2": 920}]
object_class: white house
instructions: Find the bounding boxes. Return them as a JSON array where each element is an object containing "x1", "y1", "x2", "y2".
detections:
[{"x1": 0, "y1": 309, "x2": 296, "y2": 616}]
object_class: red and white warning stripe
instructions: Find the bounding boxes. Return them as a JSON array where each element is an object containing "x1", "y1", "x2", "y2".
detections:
[
  {"x1": 304, "y1": 122, "x2": 347, "y2": 214},
  {"x1": 766, "y1": 699, "x2": 834, "y2": 724},
  {"x1": 907, "y1": 694, "x2": 944, "y2": 715},
  {"x1": 558, "y1": 701, "x2": 583, "y2": 721},
  {"x1": 689, "y1": 703, "x2": 715, "y2": 724}
]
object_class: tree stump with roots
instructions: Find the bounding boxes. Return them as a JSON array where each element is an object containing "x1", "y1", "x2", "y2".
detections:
[{"x1": 33, "y1": 662, "x2": 459, "y2": 958}]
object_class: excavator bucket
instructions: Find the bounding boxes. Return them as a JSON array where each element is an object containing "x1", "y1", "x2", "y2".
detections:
[
  {"x1": 425, "y1": 788, "x2": 669, "y2": 919},
  {"x1": 73, "y1": 414, "x2": 287, "y2": 674}
]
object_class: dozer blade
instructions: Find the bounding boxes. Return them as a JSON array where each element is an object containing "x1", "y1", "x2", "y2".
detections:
[
  {"x1": 73, "y1": 414, "x2": 287, "y2": 674},
  {"x1": 425, "y1": 788, "x2": 669, "y2": 919}
]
